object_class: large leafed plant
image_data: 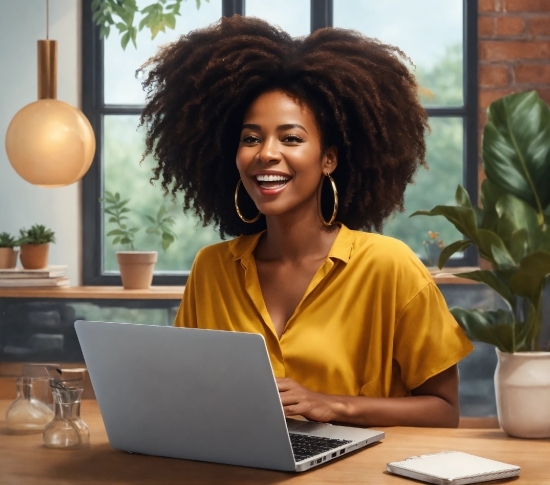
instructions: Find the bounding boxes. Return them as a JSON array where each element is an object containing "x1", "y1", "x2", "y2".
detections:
[{"x1": 412, "y1": 91, "x2": 550, "y2": 352}]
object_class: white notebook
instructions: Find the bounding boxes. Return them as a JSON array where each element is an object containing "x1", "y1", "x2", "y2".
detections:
[{"x1": 387, "y1": 451, "x2": 520, "y2": 485}]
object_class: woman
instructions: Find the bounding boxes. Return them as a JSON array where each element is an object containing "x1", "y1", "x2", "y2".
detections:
[{"x1": 140, "y1": 16, "x2": 473, "y2": 428}]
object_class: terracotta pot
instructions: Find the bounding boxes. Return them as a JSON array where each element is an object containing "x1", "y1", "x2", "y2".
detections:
[
  {"x1": 0, "y1": 248, "x2": 19, "y2": 269},
  {"x1": 20, "y1": 244, "x2": 49, "y2": 269},
  {"x1": 116, "y1": 251, "x2": 158, "y2": 289},
  {"x1": 495, "y1": 349, "x2": 550, "y2": 438}
]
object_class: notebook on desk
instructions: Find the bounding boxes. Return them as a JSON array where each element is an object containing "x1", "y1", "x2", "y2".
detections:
[{"x1": 75, "y1": 321, "x2": 384, "y2": 472}]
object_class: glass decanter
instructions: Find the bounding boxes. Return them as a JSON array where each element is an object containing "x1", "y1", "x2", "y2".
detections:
[
  {"x1": 43, "y1": 369, "x2": 90, "y2": 449},
  {"x1": 5, "y1": 376, "x2": 54, "y2": 434}
]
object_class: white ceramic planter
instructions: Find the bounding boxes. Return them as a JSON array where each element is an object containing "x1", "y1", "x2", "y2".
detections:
[
  {"x1": 116, "y1": 251, "x2": 158, "y2": 289},
  {"x1": 494, "y1": 349, "x2": 550, "y2": 439}
]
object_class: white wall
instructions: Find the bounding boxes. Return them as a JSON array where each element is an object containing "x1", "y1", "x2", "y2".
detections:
[{"x1": 0, "y1": 0, "x2": 82, "y2": 285}]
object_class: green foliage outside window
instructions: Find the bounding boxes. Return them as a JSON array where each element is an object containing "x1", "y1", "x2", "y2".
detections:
[
  {"x1": 91, "y1": 0, "x2": 207, "y2": 49},
  {"x1": 382, "y1": 43, "x2": 464, "y2": 257}
]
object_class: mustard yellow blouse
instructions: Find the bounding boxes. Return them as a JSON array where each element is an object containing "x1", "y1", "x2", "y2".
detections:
[{"x1": 174, "y1": 224, "x2": 473, "y2": 398}]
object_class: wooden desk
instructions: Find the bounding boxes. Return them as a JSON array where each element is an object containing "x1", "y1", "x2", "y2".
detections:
[{"x1": 0, "y1": 400, "x2": 547, "y2": 484}]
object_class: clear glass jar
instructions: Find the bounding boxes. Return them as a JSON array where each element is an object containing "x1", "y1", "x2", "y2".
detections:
[
  {"x1": 43, "y1": 374, "x2": 90, "y2": 448},
  {"x1": 5, "y1": 376, "x2": 54, "y2": 434}
]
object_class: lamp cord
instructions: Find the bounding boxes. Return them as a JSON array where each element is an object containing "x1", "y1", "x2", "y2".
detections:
[{"x1": 46, "y1": 0, "x2": 49, "y2": 40}]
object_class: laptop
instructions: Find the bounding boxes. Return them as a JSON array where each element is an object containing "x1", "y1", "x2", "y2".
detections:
[{"x1": 75, "y1": 320, "x2": 384, "y2": 472}]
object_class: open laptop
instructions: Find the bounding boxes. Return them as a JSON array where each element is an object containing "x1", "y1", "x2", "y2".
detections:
[{"x1": 75, "y1": 320, "x2": 384, "y2": 472}]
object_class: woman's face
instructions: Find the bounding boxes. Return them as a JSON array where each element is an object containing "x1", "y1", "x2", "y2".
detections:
[{"x1": 236, "y1": 90, "x2": 337, "y2": 221}]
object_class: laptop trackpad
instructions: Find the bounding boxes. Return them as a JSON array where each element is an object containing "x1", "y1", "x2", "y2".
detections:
[{"x1": 286, "y1": 418, "x2": 331, "y2": 434}]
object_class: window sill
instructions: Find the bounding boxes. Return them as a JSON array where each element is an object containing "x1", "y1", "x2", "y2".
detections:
[
  {"x1": 0, "y1": 268, "x2": 481, "y2": 299},
  {"x1": 0, "y1": 286, "x2": 185, "y2": 300},
  {"x1": 429, "y1": 266, "x2": 480, "y2": 285}
]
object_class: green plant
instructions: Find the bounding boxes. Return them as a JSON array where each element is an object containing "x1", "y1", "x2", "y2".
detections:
[
  {"x1": 411, "y1": 91, "x2": 550, "y2": 352},
  {"x1": 101, "y1": 191, "x2": 177, "y2": 251},
  {"x1": 18, "y1": 225, "x2": 56, "y2": 245},
  {"x1": 91, "y1": 0, "x2": 207, "y2": 49},
  {"x1": 0, "y1": 232, "x2": 17, "y2": 248}
]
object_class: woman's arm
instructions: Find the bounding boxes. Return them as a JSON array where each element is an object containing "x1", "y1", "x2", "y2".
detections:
[{"x1": 277, "y1": 364, "x2": 460, "y2": 428}]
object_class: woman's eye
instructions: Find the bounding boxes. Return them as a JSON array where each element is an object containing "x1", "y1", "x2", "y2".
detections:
[
  {"x1": 241, "y1": 135, "x2": 260, "y2": 144},
  {"x1": 283, "y1": 135, "x2": 303, "y2": 143}
]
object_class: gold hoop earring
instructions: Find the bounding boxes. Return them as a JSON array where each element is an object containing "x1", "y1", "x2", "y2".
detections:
[
  {"x1": 235, "y1": 179, "x2": 261, "y2": 224},
  {"x1": 320, "y1": 172, "x2": 338, "y2": 227}
]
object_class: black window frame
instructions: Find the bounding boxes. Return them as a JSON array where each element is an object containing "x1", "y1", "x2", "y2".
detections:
[{"x1": 82, "y1": 0, "x2": 478, "y2": 285}]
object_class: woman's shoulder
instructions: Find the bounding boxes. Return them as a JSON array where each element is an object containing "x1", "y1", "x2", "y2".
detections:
[
  {"x1": 343, "y1": 228, "x2": 432, "y2": 285},
  {"x1": 347, "y1": 229, "x2": 421, "y2": 262}
]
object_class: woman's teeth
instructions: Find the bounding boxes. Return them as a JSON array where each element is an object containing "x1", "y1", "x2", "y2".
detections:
[{"x1": 255, "y1": 174, "x2": 290, "y2": 189}]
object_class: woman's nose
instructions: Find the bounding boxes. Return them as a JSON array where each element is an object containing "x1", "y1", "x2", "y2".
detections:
[{"x1": 258, "y1": 137, "x2": 281, "y2": 163}]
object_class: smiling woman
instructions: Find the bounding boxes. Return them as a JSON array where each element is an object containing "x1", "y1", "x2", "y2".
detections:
[
  {"x1": 140, "y1": 15, "x2": 473, "y2": 428},
  {"x1": 236, "y1": 91, "x2": 337, "y2": 225}
]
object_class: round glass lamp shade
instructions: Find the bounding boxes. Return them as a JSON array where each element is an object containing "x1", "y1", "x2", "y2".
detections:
[{"x1": 5, "y1": 99, "x2": 95, "y2": 188}]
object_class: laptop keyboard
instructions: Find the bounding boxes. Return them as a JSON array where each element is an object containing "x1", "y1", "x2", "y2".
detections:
[{"x1": 289, "y1": 433, "x2": 352, "y2": 462}]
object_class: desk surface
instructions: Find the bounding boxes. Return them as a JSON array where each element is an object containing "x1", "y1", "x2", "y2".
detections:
[{"x1": 0, "y1": 400, "x2": 547, "y2": 485}]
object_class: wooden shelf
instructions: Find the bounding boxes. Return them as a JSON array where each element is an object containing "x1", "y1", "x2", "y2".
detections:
[
  {"x1": 429, "y1": 267, "x2": 481, "y2": 285},
  {"x1": 0, "y1": 286, "x2": 184, "y2": 300},
  {"x1": 0, "y1": 268, "x2": 480, "y2": 300}
]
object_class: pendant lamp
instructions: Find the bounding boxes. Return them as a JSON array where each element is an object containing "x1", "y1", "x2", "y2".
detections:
[{"x1": 5, "y1": 1, "x2": 95, "y2": 188}]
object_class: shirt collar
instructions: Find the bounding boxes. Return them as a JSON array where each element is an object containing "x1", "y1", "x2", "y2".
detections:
[{"x1": 228, "y1": 224, "x2": 356, "y2": 267}]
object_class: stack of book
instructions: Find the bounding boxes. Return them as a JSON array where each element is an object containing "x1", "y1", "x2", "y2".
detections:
[{"x1": 0, "y1": 265, "x2": 69, "y2": 287}]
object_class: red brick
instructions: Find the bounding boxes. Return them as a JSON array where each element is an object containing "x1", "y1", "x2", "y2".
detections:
[
  {"x1": 496, "y1": 16, "x2": 526, "y2": 35},
  {"x1": 530, "y1": 17, "x2": 550, "y2": 36},
  {"x1": 479, "y1": 88, "x2": 518, "y2": 108},
  {"x1": 515, "y1": 63, "x2": 550, "y2": 83},
  {"x1": 478, "y1": 111, "x2": 489, "y2": 131},
  {"x1": 479, "y1": 17, "x2": 496, "y2": 36},
  {"x1": 480, "y1": 65, "x2": 510, "y2": 86},
  {"x1": 537, "y1": 87, "x2": 550, "y2": 105},
  {"x1": 479, "y1": 0, "x2": 496, "y2": 11},
  {"x1": 479, "y1": 40, "x2": 550, "y2": 60},
  {"x1": 504, "y1": 0, "x2": 550, "y2": 11}
]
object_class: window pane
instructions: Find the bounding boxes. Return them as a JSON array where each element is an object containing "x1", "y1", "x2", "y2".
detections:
[
  {"x1": 104, "y1": 0, "x2": 222, "y2": 105},
  {"x1": 245, "y1": 0, "x2": 310, "y2": 37},
  {"x1": 334, "y1": 0, "x2": 463, "y2": 107},
  {"x1": 102, "y1": 115, "x2": 222, "y2": 273},
  {"x1": 383, "y1": 117, "x2": 463, "y2": 260}
]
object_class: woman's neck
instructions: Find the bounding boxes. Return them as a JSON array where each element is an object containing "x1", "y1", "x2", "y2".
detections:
[{"x1": 255, "y1": 210, "x2": 339, "y2": 263}]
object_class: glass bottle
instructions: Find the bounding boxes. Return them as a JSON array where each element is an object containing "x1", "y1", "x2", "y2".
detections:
[
  {"x1": 5, "y1": 376, "x2": 54, "y2": 434},
  {"x1": 43, "y1": 369, "x2": 89, "y2": 448}
]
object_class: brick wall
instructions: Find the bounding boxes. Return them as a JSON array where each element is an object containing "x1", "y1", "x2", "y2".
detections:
[{"x1": 478, "y1": 0, "x2": 550, "y2": 142}]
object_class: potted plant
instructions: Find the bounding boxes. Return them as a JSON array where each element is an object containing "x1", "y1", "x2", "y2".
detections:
[
  {"x1": 0, "y1": 232, "x2": 19, "y2": 269},
  {"x1": 18, "y1": 225, "x2": 56, "y2": 270},
  {"x1": 101, "y1": 191, "x2": 177, "y2": 289},
  {"x1": 423, "y1": 231, "x2": 445, "y2": 268},
  {"x1": 411, "y1": 91, "x2": 550, "y2": 438}
]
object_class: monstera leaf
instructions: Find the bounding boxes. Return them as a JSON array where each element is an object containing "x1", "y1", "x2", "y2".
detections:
[
  {"x1": 450, "y1": 308, "x2": 531, "y2": 353},
  {"x1": 483, "y1": 91, "x2": 550, "y2": 221}
]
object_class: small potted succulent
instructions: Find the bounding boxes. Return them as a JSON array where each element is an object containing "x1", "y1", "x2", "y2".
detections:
[
  {"x1": 18, "y1": 225, "x2": 56, "y2": 269},
  {"x1": 0, "y1": 232, "x2": 19, "y2": 269},
  {"x1": 101, "y1": 191, "x2": 177, "y2": 289}
]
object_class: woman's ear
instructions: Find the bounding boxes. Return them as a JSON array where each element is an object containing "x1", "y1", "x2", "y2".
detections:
[{"x1": 323, "y1": 146, "x2": 338, "y2": 174}]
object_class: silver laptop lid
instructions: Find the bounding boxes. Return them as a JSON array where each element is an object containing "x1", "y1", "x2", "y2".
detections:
[{"x1": 75, "y1": 321, "x2": 296, "y2": 471}]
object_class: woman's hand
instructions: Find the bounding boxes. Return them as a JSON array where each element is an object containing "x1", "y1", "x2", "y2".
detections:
[
  {"x1": 276, "y1": 365, "x2": 460, "y2": 428},
  {"x1": 276, "y1": 377, "x2": 339, "y2": 422}
]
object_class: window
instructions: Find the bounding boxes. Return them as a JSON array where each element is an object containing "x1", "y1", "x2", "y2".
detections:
[
  {"x1": 82, "y1": 0, "x2": 477, "y2": 285},
  {"x1": 334, "y1": 0, "x2": 478, "y2": 263}
]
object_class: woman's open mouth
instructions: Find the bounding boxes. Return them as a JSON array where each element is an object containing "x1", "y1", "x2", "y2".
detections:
[{"x1": 255, "y1": 174, "x2": 291, "y2": 190}]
